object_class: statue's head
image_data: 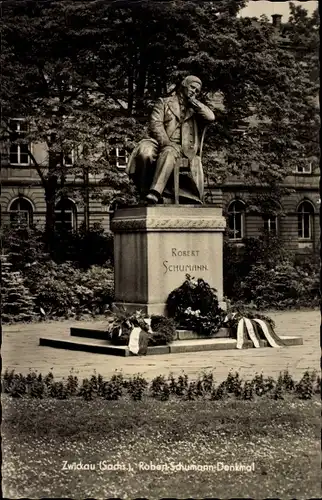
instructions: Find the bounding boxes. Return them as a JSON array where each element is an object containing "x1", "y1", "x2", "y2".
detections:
[{"x1": 180, "y1": 75, "x2": 202, "y2": 99}]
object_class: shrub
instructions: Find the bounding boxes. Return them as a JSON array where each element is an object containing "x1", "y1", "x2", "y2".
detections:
[
  {"x1": 1, "y1": 255, "x2": 38, "y2": 323},
  {"x1": 25, "y1": 371, "x2": 45, "y2": 398},
  {"x1": 225, "y1": 371, "x2": 243, "y2": 396},
  {"x1": 8, "y1": 374, "x2": 27, "y2": 398},
  {"x1": 49, "y1": 381, "x2": 68, "y2": 400},
  {"x1": 77, "y1": 266, "x2": 114, "y2": 315},
  {"x1": 47, "y1": 223, "x2": 114, "y2": 268},
  {"x1": 25, "y1": 261, "x2": 114, "y2": 318},
  {"x1": 200, "y1": 372, "x2": 214, "y2": 394},
  {"x1": 66, "y1": 374, "x2": 79, "y2": 396},
  {"x1": 175, "y1": 373, "x2": 189, "y2": 397},
  {"x1": 97, "y1": 374, "x2": 105, "y2": 396},
  {"x1": 78, "y1": 379, "x2": 94, "y2": 401},
  {"x1": 185, "y1": 381, "x2": 198, "y2": 401},
  {"x1": 44, "y1": 372, "x2": 55, "y2": 387},
  {"x1": 2, "y1": 369, "x2": 16, "y2": 393},
  {"x1": 223, "y1": 234, "x2": 319, "y2": 310},
  {"x1": 101, "y1": 373, "x2": 125, "y2": 400},
  {"x1": 237, "y1": 262, "x2": 320, "y2": 310},
  {"x1": 168, "y1": 374, "x2": 178, "y2": 395},
  {"x1": 223, "y1": 233, "x2": 292, "y2": 299},
  {"x1": 166, "y1": 275, "x2": 225, "y2": 336},
  {"x1": 151, "y1": 375, "x2": 170, "y2": 400},
  {"x1": 2, "y1": 223, "x2": 114, "y2": 270},
  {"x1": 2, "y1": 369, "x2": 320, "y2": 402},
  {"x1": 242, "y1": 381, "x2": 254, "y2": 400},
  {"x1": 263, "y1": 376, "x2": 276, "y2": 393},
  {"x1": 273, "y1": 376, "x2": 284, "y2": 400},
  {"x1": 127, "y1": 375, "x2": 148, "y2": 401},
  {"x1": 281, "y1": 370, "x2": 295, "y2": 392},
  {"x1": 252, "y1": 373, "x2": 265, "y2": 396},
  {"x1": 30, "y1": 380, "x2": 45, "y2": 398},
  {"x1": 211, "y1": 382, "x2": 227, "y2": 400},
  {"x1": 2, "y1": 226, "x2": 48, "y2": 272},
  {"x1": 295, "y1": 371, "x2": 314, "y2": 400},
  {"x1": 102, "y1": 380, "x2": 123, "y2": 400}
]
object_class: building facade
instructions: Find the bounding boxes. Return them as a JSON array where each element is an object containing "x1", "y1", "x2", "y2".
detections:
[
  {"x1": 0, "y1": 129, "x2": 128, "y2": 232},
  {"x1": 1, "y1": 126, "x2": 319, "y2": 256},
  {"x1": 221, "y1": 172, "x2": 320, "y2": 254}
]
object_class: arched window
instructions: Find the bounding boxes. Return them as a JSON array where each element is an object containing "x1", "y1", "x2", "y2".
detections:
[
  {"x1": 9, "y1": 197, "x2": 33, "y2": 227},
  {"x1": 228, "y1": 200, "x2": 245, "y2": 240},
  {"x1": 297, "y1": 201, "x2": 314, "y2": 239},
  {"x1": 55, "y1": 198, "x2": 77, "y2": 231}
]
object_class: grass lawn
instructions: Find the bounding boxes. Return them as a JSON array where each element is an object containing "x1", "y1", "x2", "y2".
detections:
[{"x1": 2, "y1": 396, "x2": 320, "y2": 499}]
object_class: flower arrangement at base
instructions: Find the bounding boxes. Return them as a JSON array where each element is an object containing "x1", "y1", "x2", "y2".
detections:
[
  {"x1": 107, "y1": 308, "x2": 176, "y2": 353},
  {"x1": 166, "y1": 274, "x2": 226, "y2": 336},
  {"x1": 166, "y1": 275, "x2": 287, "y2": 349},
  {"x1": 223, "y1": 307, "x2": 286, "y2": 349}
]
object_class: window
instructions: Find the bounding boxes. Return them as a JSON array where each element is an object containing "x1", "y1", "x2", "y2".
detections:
[
  {"x1": 63, "y1": 150, "x2": 74, "y2": 166},
  {"x1": 294, "y1": 163, "x2": 312, "y2": 174},
  {"x1": 297, "y1": 201, "x2": 314, "y2": 239},
  {"x1": 9, "y1": 197, "x2": 33, "y2": 227},
  {"x1": 263, "y1": 214, "x2": 278, "y2": 235},
  {"x1": 55, "y1": 198, "x2": 77, "y2": 231},
  {"x1": 9, "y1": 119, "x2": 30, "y2": 165},
  {"x1": 110, "y1": 147, "x2": 128, "y2": 169},
  {"x1": 228, "y1": 200, "x2": 245, "y2": 240}
]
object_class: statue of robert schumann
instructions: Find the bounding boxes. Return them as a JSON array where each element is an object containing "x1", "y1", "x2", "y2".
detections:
[{"x1": 126, "y1": 75, "x2": 215, "y2": 204}]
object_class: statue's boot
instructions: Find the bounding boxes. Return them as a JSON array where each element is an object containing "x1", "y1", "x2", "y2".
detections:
[{"x1": 146, "y1": 191, "x2": 159, "y2": 204}]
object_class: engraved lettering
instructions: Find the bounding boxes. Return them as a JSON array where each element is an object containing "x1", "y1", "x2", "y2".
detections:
[{"x1": 171, "y1": 248, "x2": 200, "y2": 257}]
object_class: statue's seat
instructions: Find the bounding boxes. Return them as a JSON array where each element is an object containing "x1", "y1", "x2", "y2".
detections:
[
  {"x1": 174, "y1": 158, "x2": 190, "y2": 204},
  {"x1": 173, "y1": 126, "x2": 208, "y2": 205}
]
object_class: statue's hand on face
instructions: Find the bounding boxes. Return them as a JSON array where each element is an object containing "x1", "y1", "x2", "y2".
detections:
[
  {"x1": 183, "y1": 81, "x2": 202, "y2": 108},
  {"x1": 188, "y1": 96, "x2": 202, "y2": 109}
]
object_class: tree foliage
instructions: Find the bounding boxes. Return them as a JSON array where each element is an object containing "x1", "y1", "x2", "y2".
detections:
[{"x1": 1, "y1": 0, "x2": 319, "y2": 222}]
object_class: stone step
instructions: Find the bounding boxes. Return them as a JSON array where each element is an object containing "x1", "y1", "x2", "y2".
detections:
[
  {"x1": 176, "y1": 328, "x2": 231, "y2": 340},
  {"x1": 69, "y1": 326, "x2": 231, "y2": 341},
  {"x1": 70, "y1": 327, "x2": 109, "y2": 340},
  {"x1": 39, "y1": 335, "x2": 303, "y2": 356},
  {"x1": 39, "y1": 336, "x2": 170, "y2": 356}
]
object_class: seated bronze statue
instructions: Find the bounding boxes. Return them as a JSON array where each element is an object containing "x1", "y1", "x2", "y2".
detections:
[{"x1": 126, "y1": 75, "x2": 215, "y2": 204}]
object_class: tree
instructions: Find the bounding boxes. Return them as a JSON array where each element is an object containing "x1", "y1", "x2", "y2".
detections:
[
  {"x1": 1, "y1": 0, "x2": 319, "y2": 220},
  {"x1": 75, "y1": 0, "x2": 319, "y2": 203},
  {"x1": 1, "y1": 0, "x2": 138, "y2": 239}
]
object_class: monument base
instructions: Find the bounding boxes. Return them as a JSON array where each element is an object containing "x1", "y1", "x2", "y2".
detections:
[
  {"x1": 113, "y1": 300, "x2": 227, "y2": 316},
  {"x1": 39, "y1": 326, "x2": 304, "y2": 356},
  {"x1": 111, "y1": 205, "x2": 226, "y2": 316}
]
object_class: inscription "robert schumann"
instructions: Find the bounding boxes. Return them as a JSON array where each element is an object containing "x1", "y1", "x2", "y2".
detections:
[
  {"x1": 171, "y1": 248, "x2": 200, "y2": 257},
  {"x1": 163, "y1": 248, "x2": 208, "y2": 274},
  {"x1": 163, "y1": 262, "x2": 208, "y2": 274}
]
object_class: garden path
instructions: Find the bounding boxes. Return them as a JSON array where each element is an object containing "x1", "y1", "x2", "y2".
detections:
[{"x1": 2, "y1": 309, "x2": 319, "y2": 382}]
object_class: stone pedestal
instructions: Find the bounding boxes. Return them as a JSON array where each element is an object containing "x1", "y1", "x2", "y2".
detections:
[{"x1": 111, "y1": 205, "x2": 226, "y2": 316}]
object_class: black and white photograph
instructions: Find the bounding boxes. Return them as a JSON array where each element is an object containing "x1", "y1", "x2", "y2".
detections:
[{"x1": 1, "y1": 0, "x2": 320, "y2": 498}]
